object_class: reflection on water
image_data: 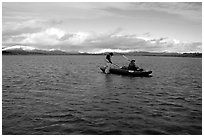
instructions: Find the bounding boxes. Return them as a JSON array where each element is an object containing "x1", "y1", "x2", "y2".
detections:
[{"x1": 2, "y1": 55, "x2": 202, "y2": 135}]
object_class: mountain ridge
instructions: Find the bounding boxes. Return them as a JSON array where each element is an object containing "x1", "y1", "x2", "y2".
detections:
[{"x1": 2, "y1": 45, "x2": 202, "y2": 58}]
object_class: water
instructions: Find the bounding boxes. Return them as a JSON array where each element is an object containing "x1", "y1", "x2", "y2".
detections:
[{"x1": 2, "y1": 55, "x2": 202, "y2": 135}]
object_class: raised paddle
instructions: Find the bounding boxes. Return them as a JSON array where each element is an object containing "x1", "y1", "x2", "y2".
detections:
[{"x1": 122, "y1": 55, "x2": 131, "y2": 62}]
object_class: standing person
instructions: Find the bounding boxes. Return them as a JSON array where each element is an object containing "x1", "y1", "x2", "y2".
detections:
[{"x1": 105, "y1": 52, "x2": 114, "y2": 74}]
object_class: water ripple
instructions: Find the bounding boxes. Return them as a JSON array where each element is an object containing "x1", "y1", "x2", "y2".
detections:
[{"x1": 2, "y1": 55, "x2": 202, "y2": 135}]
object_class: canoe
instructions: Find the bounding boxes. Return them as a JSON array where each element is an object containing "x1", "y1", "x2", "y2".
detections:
[{"x1": 100, "y1": 66, "x2": 152, "y2": 77}]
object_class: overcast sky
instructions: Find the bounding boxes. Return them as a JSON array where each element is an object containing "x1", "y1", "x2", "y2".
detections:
[{"x1": 2, "y1": 2, "x2": 202, "y2": 53}]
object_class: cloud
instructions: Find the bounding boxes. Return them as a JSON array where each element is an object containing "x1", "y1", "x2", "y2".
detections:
[
  {"x1": 135, "y1": 2, "x2": 202, "y2": 21},
  {"x1": 3, "y1": 2, "x2": 201, "y2": 44},
  {"x1": 2, "y1": 18, "x2": 66, "y2": 45},
  {"x1": 20, "y1": 28, "x2": 66, "y2": 46},
  {"x1": 2, "y1": 26, "x2": 202, "y2": 53},
  {"x1": 5, "y1": 3, "x2": 201, "y2": 22},
  {"x1": 3, "y1": 19, "x2": 46, "y2": 38},
  {"x1": 101, "y1": 2, "x2": 202, "y2": 22}
]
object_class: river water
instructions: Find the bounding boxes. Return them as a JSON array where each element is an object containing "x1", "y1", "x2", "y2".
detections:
[{"x1": 2, "y1": 55, "x2": 202, "y2": 135}]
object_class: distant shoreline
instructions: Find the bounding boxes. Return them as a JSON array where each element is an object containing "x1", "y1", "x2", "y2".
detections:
[{"x1": 2, "y1": 52, "x2": 202, "y2": 58}]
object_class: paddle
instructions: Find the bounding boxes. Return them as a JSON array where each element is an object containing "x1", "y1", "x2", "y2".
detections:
[{"x1": 122, "y1": 55, "x2": 131, "y2": 62}]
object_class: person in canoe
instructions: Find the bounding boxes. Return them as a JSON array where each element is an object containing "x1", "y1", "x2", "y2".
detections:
[
  {"x1": 128, "y1": 59, "x2": 143, "y2": 71},
  {"x1": 104, "y1": 52, "x2": 114, "y2": 74}
]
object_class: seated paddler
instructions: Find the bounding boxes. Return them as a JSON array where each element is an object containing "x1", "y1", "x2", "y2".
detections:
[{"x1": 128, "y1": 59, "x2": 140, "y2": 71}]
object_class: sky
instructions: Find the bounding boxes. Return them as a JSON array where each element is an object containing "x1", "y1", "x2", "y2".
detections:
[{"x1": 2, "y1": 2, "x2": 202, "y2": 53}]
